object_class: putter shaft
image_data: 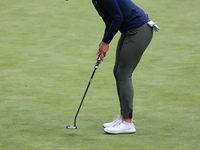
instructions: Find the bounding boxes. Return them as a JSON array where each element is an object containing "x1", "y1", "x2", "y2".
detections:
[{"x1": 67, "y1": 55, "x2": 101, "y2": 129}]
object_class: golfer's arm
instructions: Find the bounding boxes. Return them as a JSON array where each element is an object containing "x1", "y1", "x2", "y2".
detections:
[{"x1": 99, "y1": 0, "x2": 123, "y2": 44}]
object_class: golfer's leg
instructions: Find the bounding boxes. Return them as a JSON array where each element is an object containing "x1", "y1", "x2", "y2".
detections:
[
  {"x1": 118, "y1": 24, "x2": 153, "y2": 119},
  {"x1": 113, "y1": 34, "x2": 125, "y2": 115},
  {"x1": 117, "y1": 45, "x2": 139, "y2": 119}
]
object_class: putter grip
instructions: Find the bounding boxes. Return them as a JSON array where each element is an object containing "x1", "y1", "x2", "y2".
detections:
[{"x1": 95, "y1": 55, "x2": 101, "y2": 68}]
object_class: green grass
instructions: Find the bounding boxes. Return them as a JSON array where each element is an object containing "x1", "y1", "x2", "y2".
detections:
[{"x1": 0, "y1": 0, "x2": 199, "y2": 149}]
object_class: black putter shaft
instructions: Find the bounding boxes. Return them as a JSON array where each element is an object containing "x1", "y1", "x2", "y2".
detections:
[{"x1": 68, "y1": 55, "x2": 101, "y2": 129}]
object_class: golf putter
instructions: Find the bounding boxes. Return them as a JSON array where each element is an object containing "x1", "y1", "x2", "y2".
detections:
[{"x1": 67, "y1": 55, "x2": 101, "y2": 129}]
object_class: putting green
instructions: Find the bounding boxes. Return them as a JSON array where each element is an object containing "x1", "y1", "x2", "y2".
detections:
[{"x1": 0, "y1": 0, "x2": 199, "y2": 149}]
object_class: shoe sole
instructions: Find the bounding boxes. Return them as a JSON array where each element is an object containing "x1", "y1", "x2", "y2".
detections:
[{"x1": 104, "y1": 129, "x2": 136, "y2": 134}]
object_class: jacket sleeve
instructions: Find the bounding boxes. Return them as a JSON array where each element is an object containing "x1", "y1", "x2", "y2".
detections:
[
  {"x1": 102, "y1": 17, "x2": 110, "y2": 41},
  {"x1": 98, "y1": 0, "x2": 124, "y2": 44}
]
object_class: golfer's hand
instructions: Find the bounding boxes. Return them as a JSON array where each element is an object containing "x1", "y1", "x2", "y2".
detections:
[{"x1": 97, "y1": 41, "x2": 109, "y2": 61}]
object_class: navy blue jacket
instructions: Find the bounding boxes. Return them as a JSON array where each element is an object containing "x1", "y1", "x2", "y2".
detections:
[{"x1": 92, "y1": 0, "x2": 148, "y2": 44}]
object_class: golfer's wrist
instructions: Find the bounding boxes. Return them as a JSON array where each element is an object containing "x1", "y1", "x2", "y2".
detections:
[{"x1": 99, "y1": 41, "x2": 108, "y2": 46}]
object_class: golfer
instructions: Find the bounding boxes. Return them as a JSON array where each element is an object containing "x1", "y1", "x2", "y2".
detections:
[{"x1": 92, "y1": 0, "x2": 159, "y2": 134}]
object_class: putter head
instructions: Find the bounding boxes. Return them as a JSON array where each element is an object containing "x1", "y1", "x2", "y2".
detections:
[{"x1": 66, "y1": 125, "x2": 77, "y2": 129}]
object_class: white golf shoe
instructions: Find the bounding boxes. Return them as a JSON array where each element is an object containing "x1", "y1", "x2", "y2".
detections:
[
  {"x1": 104, "y1": 121, "x2": 136, "y2": 134},
  {"x1": 103, "y1": 115, "x2": 122, "y2": 128}
]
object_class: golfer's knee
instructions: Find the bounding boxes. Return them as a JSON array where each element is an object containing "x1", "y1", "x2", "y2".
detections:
[{"x1": 113, "y1": 67, "x2": 118, "y2": 80}]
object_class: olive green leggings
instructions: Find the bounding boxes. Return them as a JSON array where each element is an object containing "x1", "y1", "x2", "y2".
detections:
[{"x1": 113, "y1": 23, "x2": 153, "y2": 119}]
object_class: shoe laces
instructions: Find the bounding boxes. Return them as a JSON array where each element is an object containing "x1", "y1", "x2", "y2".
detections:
[
  {"x1": 113, "y1": 122, "x2": 121, "y2": 128},
  {"x1": 112, "y1": 115, "x2": 122, "y2": 123}
]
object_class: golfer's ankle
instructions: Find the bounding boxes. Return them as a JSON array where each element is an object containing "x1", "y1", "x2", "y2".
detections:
[{"x1": 122, "y1": 118, "x2": 132, "y2": 123}]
